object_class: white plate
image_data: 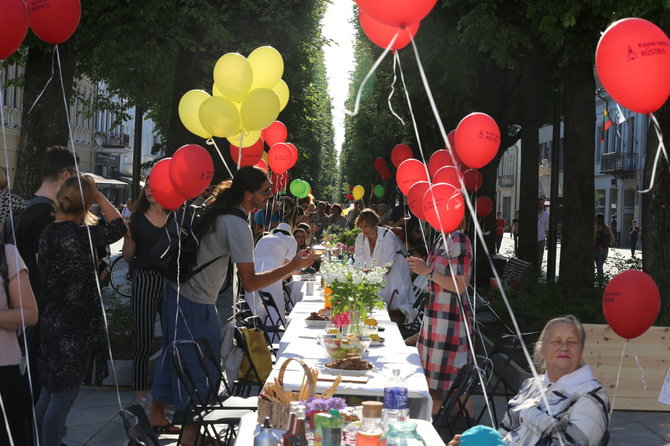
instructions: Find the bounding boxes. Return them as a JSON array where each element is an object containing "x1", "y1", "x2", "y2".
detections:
[
  {"x1": 305, "y1": 319, "x2": 330, "y2": 328},
  {"x1": 323, "y1": 363, "x2": 374, "y2": 376},
  {"x1": 369, "y1": 338, "x2": 385, "y2": 346}
]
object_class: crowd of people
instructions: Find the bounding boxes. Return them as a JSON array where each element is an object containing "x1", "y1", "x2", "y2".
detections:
[{"x1": 0, "y1": 152, "x2": 613, "y2": 446}]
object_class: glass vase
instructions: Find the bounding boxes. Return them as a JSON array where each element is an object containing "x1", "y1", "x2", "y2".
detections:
[
  {"x1": 346, "y1": 309, "x2": 364, "y2": 337},
  {"x1": 383, "y1": 421, "x2": 426, "y2": 446}
]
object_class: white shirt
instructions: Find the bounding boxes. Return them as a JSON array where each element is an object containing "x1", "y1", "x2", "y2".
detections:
[{"x1": 537, "y1": 211, "x2": 549, "y2": 242}]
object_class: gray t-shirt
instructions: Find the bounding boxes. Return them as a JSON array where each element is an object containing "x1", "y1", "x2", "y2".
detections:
[{"x1": 175, "y1": 210, "x2": 254, "y2": 305}]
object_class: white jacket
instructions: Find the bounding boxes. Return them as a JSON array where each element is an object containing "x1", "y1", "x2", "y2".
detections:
[{"x1": 499, "y1": 365, "x2": 610, "y2": 446}]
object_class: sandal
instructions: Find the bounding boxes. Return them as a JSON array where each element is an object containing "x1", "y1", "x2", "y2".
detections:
[{"x1": 152, "y1": 423, "x2": 181, "y2": 434}]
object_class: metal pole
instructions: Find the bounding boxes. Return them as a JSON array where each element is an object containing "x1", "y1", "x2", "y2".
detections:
[
  {"x1": 131, "y1": 105, "x2": 144, "y2": 201},
  {"x1": 547, "y1": 92, "x2": 561, "y2": 282}
]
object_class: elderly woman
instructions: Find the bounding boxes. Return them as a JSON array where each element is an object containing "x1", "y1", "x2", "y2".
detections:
[
  {"x1": 449, "y1": 315, "x2": 610, "y2": 446},
  {"x1": 354, "y1": 209, "x2": 413, "y2": 310}
]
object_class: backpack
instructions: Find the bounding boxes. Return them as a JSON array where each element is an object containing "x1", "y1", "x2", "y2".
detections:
[
  {"x1": 2, "y1": 195, "x2": 53, "y2": 245},
  {"x1": 156, "y1": 205, "x2": 247, "y2": 283}
]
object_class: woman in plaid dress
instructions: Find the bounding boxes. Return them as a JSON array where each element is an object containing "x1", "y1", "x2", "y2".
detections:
[{"x1": 407, "y1": 222, "x2": 473, "y2": 413}]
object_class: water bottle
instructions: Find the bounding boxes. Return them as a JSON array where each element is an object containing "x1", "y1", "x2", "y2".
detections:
[
  {"x1": 383, "y1": 369, "x2": 409, "y2": 428},
  {"x1": 254, "y1": 417, "x2": 279, "y2": 446}
]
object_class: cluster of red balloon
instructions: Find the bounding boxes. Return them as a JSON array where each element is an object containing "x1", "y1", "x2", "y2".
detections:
[
  {"x1": 178, "y1": 46, "x2": 289, "y2": 148},
  {"x1": 396, "y1": 113, "x2": 500, "y2": 231},
  {"x1": 356, "y1": 0, "x2": 436, "y2": 51},
  {"x1": 1, "y1": 0, "x2": 81, "y2": 59},
  {"x1": 596, "y1": 18, "x2": 670, "y2": 114},
  {"x1": 373, "y1": 157, "x2": 392, "y2": 180},
  {"x1": 148, "y1": 145, "x2": 214, "y2": 210}
]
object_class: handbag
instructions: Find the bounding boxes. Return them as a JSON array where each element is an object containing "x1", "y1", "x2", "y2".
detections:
[{"x1": 237, "y1": 327, "x2": 273, "y2": 383}]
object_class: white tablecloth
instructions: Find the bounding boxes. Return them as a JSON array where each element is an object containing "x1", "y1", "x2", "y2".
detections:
[
  {"x1": 233, "y1": 412, "x2": 445, "y2": 446},
  {"x1": 272, "y1": 298, "x2": 433, "y2": 421}
]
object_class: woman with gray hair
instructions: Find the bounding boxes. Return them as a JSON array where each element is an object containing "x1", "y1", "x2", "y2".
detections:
[{"x1": 449, "y1": 315, "x2": 610, "y2": 446}]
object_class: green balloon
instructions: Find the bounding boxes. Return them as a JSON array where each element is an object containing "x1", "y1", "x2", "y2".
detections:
[
  {"x1": 290, "y1": 179, "x2": 310, "y2": 198},
  {"x1": 298, "y1": 180, "x2": 311, "y2": 198},
  {"x1": 374, "y1": 185, "x2": 385, "y2": 197}
]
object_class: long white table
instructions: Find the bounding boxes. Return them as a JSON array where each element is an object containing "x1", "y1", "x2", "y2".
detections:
[{"x1": 234, "y1": 412, "x2": 445, "y2": 446}]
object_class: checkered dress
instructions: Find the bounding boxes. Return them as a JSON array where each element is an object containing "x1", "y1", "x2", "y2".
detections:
[{"x1": 418, "y1": 230, "x2": 473, "y2": 391}]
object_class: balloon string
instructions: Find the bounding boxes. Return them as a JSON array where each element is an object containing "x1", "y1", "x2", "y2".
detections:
[
  {"x1": 610, "y1": 339, "x2": 628, "y2": 416},
  {"x1": 26, "y1": 46, "x2": 56, "y2": 115},
  {"x1": 344, "y1": 31, "x2": 398, "y2": 116},
  {"x1": 55, "y1": 45, "x2": 124, "y2": 412},
  {"x1": 237, "y1": 132, "x2": 244, "y2": 170},
  {"x1": 206, "y1": 138, "x2": 234, "y2": 178},
  {"x1": 633, "y1": 354, "x2": 648, "y2": 398},
  {"x1": 387, "y1": 53, "x2": 405, "y2": 126},
  {"x1": 0, "y1": 66, "x2": 22, "y2": 446},
  {"x1": 640, "y1": 112, "x2": 669, "y2": 193},
  {"x1": 408, "y1": 34, "x2": 564, "y2": 442}
]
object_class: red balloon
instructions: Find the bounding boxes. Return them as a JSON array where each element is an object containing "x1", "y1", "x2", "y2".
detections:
[
  {"x1": 407, "y1": 181, "x2": 430, "y2": 220},
  {"x1": 433, "y1": 166, "x2": 464, "y2": 188},
  {"x1": 428, "y1": 149, "x2": 459, "y2": 177},
  {"x1": 396, "y1": 159, "x2": 429, "y2": 195},
  {"x1": 254, "y1": 158, "x2": 268, "y2": 172},
  {"x1": 229, "y1": 137, "x2": 264, "y2": 167},
  {"x1": 463, "y1": 169, "x2": 483, "y2": 192},
  {"x1": 359, "y1": 10, "x2": 420, "y2": 51},
  {"x1": 271, "y1": 172, "x2": 288, "y2": 194},
  {"x1": 0, "y1": 0, "x2": 29, "y2": 59},
  {"x1": 455, "y1": 112, "x2": 501, "y2": 169},
  {"x1": 261, "y1": 121, "x2": 288, "y2": 147},
  {"x1": 603, "y1": 270, "x2": 660, "y2": 339},
  {"x1": 346, "y1": 193, "x2": 354, "y2": 201},
  {"x1": 268, "y1": 143, "x2": 293, "y2": 174},
  {"x1": 380, "y1": 166, "x2": 392, "y2": 181},
  {"x1": 356, "y1": 0, "x2": 437, "y2": 28},
  {"x1": 374, "y1": 157, "x2": 387, "y2": 171},
  {"x1": 28, "y1": 0, "x2": 81, "y2": 45},
  {"x1": 149, "y1": 159, "x2": 186, "y2": 210},
  {"x1": 285, "y1": 142, "x2": 299, "y2": 169},
  {"x1": 391, "y1": 144, "x2": 413, "y2": 167},
  {"x1": 475, "y1": 196, "x2": 493, "y2": 217},
  {"x1": 169, "y1": 145, "x2": 214, "y2": 199},
  {"x1": 596, "y1": 18, "x2": 670, "y2": 114},
  {"x1": 423, "y1": 183, "x2": 465, "y2": 233}
]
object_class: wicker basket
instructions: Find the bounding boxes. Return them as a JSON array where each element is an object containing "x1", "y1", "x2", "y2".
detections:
[{"x1": 256, "y1": 357, "x2": 317, "y2": 430}]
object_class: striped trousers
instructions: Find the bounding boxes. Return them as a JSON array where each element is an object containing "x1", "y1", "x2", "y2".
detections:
[{"x1": 131, "y1": 269, "x2": 165, "y2": 392}]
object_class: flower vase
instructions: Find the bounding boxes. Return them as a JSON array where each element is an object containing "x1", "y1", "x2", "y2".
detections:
[{"x1": 346, "y1": 310, "x2": 364, "y2": 337}]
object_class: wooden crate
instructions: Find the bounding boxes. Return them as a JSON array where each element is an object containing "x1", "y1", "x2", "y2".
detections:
[{"x1": 582, "y1": 323, "x2": 670, "y2": 411}]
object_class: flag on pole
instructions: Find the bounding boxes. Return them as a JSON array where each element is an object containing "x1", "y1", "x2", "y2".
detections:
[
  {"x1": 600, "y1": 107, "x2": 613, "y2": 142},
  {"x1": 615, "y1": 104, "x2": 626, "y2": 125}
]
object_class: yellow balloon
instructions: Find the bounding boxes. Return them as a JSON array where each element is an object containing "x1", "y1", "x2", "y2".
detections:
[
  {"x1": 240, "y1": 88, "x2": 280, "y2": 131},
  {"x1": 198, "y1": 96, "x2": 241, "y2": 138},
  {"x1": 352, "y1": 185, "x2": 365, "y2": 200},
  {"x1": 248, "y1": 46, "x2": 284, "y2": 89},
  {"x1": 213, "y1": 52, "x2": 253, "y2": 102},
  {"x1": 227, "y1": 129, "x2": 262, "y2": 148},
  {"x1": 262, "y1": 151, "x2": 268, "y2": 163},
  {"x1": 212, "y1": 83, "x2": 223, "y2": 97},
  {"x1": 178, "y1": 90, "x2": 213, "y2": 139},
  {"x1": 272, "y1": 79, "x2": 290, "y2": 111}
]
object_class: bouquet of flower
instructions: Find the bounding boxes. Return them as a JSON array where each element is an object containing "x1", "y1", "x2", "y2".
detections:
[
  {"x1": 322, "y1": 226, "x2": 360, "y2": 248},
  {"x1": 321, "y1": 261, "x2": 386, "y2": 329},
  {"x1": 300, "y1": 396, "x2": 347, "y2": 413}
]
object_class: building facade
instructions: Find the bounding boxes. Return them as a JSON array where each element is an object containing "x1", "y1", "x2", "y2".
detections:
[{"x1": 1, "y1": 64, "x2": 162, "y2": 204}]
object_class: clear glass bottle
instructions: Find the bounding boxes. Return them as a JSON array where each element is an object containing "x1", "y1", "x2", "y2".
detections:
[
  {"x1": 382, "y1": 369, "x2": 409, "y2": 429},
  {"x1": 383, "y1": 421, "x2": 426, "y2": 446},
  {"x1": 356, "y1": 401, "x2": 384, "y2": 446}
]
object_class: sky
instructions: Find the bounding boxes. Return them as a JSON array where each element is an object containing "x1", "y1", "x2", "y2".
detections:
[{"x1": 321, "y1": 1, "x2": 356, "y2": 158}]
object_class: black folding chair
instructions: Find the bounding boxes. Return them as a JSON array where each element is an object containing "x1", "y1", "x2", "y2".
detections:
[
  {"x1": 171, "y1": 341, "x2": 253, "y2": 445},
  {"x1": 119, "y1": 404, "x2": 165, "y2": 446},
  {"x1": 400, "y1": 290, "x2": 429, "y2": 338},
  {"x1": 433, "y1": 360, "x2": 493, "y2": 438},
  {"x1": 258, "y1": 290, "x2": 286, "y2": 342},
  {"x1": 282, "y1": 280, "x2": 295, "y2": 312}
]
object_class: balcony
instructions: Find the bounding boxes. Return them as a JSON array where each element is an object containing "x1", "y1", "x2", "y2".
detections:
[
  {"x1": 600, "y1": 152, "x2": 638, "y2": 178},
  {"x1": 498, "y1": 174, "x2": 515, "y2": 187}
]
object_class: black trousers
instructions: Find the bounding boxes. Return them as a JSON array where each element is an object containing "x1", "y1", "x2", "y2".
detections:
[{"x1": 0, "y1": 364, "x2": 34, "y2": 446}]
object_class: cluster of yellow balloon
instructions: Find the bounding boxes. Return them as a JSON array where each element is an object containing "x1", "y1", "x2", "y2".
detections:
[{"x1": 178, "y1": 46, "x2": 290, "y2": 148}]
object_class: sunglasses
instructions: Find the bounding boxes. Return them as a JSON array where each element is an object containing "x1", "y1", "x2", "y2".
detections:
[{"x1": 256, "y1": 187, "x2": 272, "y2": 196}]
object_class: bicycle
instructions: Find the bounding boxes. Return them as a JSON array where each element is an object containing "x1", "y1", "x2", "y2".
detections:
[{"x1": 108, "y1": 255, "x2": 132, "y2": 297}]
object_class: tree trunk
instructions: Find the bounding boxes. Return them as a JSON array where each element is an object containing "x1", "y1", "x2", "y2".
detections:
[
  {"x1": 558, "y1": 62, "x2": 595, "y2": 288},
  {"x1": 642, "y1": 104, "x2": 670, "y2": 320},
  {"x1": 15, "y1": 42, "x2": 76, "y2": 197},
  {"x1": 518, "y1": 58, "x2": 541, "y2": 270}
]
